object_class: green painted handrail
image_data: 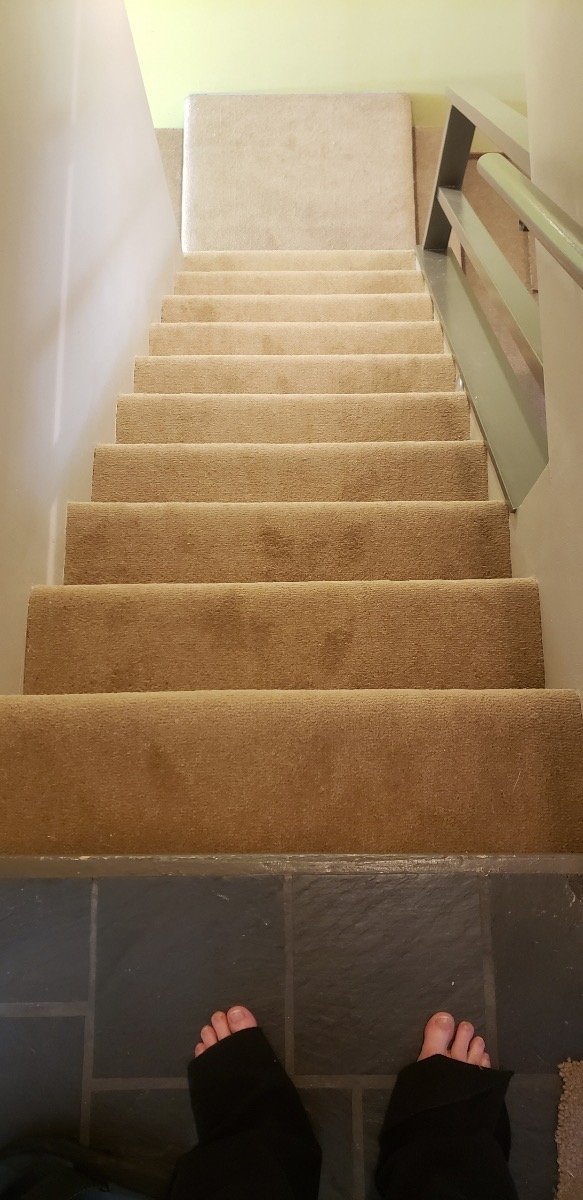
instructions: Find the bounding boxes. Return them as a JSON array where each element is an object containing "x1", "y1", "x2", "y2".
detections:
[
  {"x1": 478, "y1": 153, "x2": 583, "y2": 290},
  {"x1": 437, "y1": 186, "x2": 543, "y2": 364}
]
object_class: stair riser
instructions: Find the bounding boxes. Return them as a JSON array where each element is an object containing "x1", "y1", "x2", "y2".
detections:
[
  {"x1": 25, "y1": 581, "x2": 544, "y2": 694},
  {"x1": 149, "y1": 322, "x2": 444, "y2": 356},
  {"x1": 116, "y1": 394, "x2": 470, "y2": 444},
  {"x1": 174, "y1": 271, "x2": 424, "y2": 295},
  {"x1": 64, "y1": 502, "x2": 511, "y2": 585},
  {"x1": 162, "y1": 294, "x2": 434, "y2": 322},
  {"x1": 134, "y1": 354, "x2": 457, "y2": 395},
  {"x1": 92, "y1": 442, "x2": 487, "y2": 504},
  {"x1": 2, "y1": 691, "x2": 582, "y2": 854}
]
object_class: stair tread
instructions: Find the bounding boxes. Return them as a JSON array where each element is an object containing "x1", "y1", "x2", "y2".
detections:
[
  {"x1": 149, "y1": 320, "x2": 444, "y2": 355},
  {"x1": 92, "y1": 440, "x2": 486, "y2": 504},
  {"x1": 134, "y1": 353, "x2": 457, "y2": 395},
  {"x1": 64, "y1": 499, "x2": 510, "y2": 585},
  {"x1": 180, "y1": 251, "x2": 418, "y2": 270},
  {"x1": 25, "y1": 578, "x2": 543, "y2": 695},
  {"x1": 116, "y1": 392, "x2": 470, "y2": 444},
  {"x1": 2, "y1": 689, "x2": 582, "y2": 855},
  {"x1": 162, "y1": 293, "x2": 434, "y2": 322},
  {"x1": 174, "y1": 270, "x2": 426, "y2": 295}
]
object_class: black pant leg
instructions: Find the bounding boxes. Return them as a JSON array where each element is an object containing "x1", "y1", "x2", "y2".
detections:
[
  {"x1": 374, "y1": 1056, "x2": 519, "y2": 1200},
  {"x1": 168, "y1": 1028, "x2": 321, "y2": 1200}
]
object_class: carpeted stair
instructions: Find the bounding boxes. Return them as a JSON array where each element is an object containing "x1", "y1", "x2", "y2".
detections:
[{"x1": 3, "y1": 249, "x2": 583, "y2": 854}]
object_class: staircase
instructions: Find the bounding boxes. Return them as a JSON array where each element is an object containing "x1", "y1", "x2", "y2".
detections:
[{"x1": 2, "y1": 250, "x2": 583, "y2": 855}]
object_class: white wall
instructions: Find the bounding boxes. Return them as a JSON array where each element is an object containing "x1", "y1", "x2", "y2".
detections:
[
  {"x1": 509, "y1": 1, "x2": 583, "y2": 694},
  {"x1": 0, "y1": 0, "x2": 180, "y2": 693}
]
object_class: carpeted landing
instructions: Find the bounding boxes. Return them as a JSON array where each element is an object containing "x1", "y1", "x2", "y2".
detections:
[{"x1": 3, "y1": 249, "x2": 583, "y2": 854}]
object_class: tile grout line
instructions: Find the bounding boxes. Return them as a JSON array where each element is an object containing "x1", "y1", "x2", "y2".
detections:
[
  {"x1": 91, "y1": 1078, "x2": 188, "y2": 1092},
  {"x1": 0, "y1": 1002, "x2": 89, "y2": 1018},
  {"x1": 80, "y1": 879, "x2": 98, "y2": 1145},
  {"x1": 478, "y1": 876, "x2": 500, "y2": 1067},
  {"x1": 283, "y1": 875, "x2": 295, "y2": 1076},
  {"x1": 297, "y1": 1074, "x2": 397, "y2": 1089},
  {"x1": 352, "y1": 1084, "x2": 365, "y2": 1200},
  {"x1": 89, "y1": 1074, "x2": 397, "y2": 1092}
]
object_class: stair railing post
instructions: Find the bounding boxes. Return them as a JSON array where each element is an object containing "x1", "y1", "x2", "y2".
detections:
[{"x1": 423, "y1": 105, "x2": 476, "y2": 252}]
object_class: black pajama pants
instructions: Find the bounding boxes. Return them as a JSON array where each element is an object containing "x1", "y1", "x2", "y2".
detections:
[{"x1": 169, "y1": 1028, "x2": 518, "y2": 1200}]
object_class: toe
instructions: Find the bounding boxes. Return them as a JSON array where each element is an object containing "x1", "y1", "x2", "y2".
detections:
[
  {"x1": 418, "y1": 1012, "x2": 455, "y2": 1060},
  {"x1": 200, "y1": 1024, "x2": 218, "y2": 1049},
  {"x1": 194, "y1": 1042, "x2": 205, "y2": 1057},
  {"x1": 227, "y1": 1006, "x2": 258, "y2": 1033},
  {"x1": 481, "y1": 1052, "x2": 491, "y2": 1069},
  {"x1": 467, "y1": 1035, "x2": 486, "y2": 1065},
  {"x1": 211, "y1": 1011, "x2": 231, "y2": 1040},
  {"x1": 450, "y1": 1020, "x2": 475, "y2": 1062}
]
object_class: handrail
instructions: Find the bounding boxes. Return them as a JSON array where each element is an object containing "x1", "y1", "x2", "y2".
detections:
[
  {"x1": 417, "y1": 245, "x2": 549, "y2": 510},
  {"x1": 478, "y1": 154, "x2": 583, "y2": 290},
  {"x1": 445, "y1": 85, "x2": 530, "y2": 174},
  {"x1": 420, "y1": 87, "x2": 547, "y2": 509},
  {"x1": 437, "y1": 186, "x2": 543, "y2": 364}
]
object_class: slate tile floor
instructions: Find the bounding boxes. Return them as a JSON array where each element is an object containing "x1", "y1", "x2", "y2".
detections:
[{"x1": 0, "y1": 858, "x2": 581, "y2": 1200}]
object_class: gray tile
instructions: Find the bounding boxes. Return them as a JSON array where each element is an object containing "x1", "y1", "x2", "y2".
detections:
[
  {"x1": 0, "y1": 880, "x2": 91, "y2": 1002},
  {"x1": 90, "y1": 1089, "x2": 194, "y2": 1170},
  {"x1": 507, "y1": 1074, "x2": 561, "y2": 1200},
  {"x1": 363, "y1": 1089, "x2": 393, "y2": 1200},
  {"x1": 0, "y1": 1017, "x2": 84, "y2": 1142},
  {"x1": 299, "y1": 1088, "x2": 353, "y2": 1200},
  {"x1": 292, "y1": 875, "x2": 486, "y2": 1074},
  {"x1": 94, "y1": 877, "x2": 285, "y2": 1077},
  {"x1": 490, "y1": 875, "x2": 583, "y2": 1071}
]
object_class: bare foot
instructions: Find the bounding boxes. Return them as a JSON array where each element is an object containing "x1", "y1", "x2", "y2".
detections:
[
  {"x1": 194, "y1": 1006, "x2": 258, "y2": 1058},
  {"x1": 418, "y1": 1012, "x2": 491, "y2": 1068}
]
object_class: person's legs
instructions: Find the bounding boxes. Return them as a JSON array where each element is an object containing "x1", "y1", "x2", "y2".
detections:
[
  {"x1": 169, "y1": 1006, "x2": 321, "y2": 1200},
  {"x1": 169, "y1": 1004, "x2": 517, "y2": 1200},
  {"x1": 374, "y1": 1012, "x2": 518, "y2": 1200}
]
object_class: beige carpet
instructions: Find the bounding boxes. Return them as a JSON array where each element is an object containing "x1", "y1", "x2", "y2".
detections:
[
  {"x1": 116, "y1": 393, "x2": 470, "y2": 444},
  {"x1": 183, "y1": 95, "x2": 416, "y2": 252},
  {"x1": 91, "y1": 442, "x2": 487, "y2": 503},
  {"x1": 557, "y1": 1062, "x2": 583, "y2": 1200},
  {"x1": 2, "y1": 690, "x2": 583, "y2": 855},
  {"x1": 2, "y1": 247, "x2": 583, "y2": 854}
]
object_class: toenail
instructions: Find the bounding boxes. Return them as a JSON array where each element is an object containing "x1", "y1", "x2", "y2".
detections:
[
  {"x1": 229, "y1": 1007, "x2": 244, "y2": 1019},
  {"x1": 436, "y1": 1013, "x2": 453, "y2": 1027}
]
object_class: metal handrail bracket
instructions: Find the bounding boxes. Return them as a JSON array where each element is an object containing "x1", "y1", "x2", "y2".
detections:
[{"x1": 446, "y1": 85, "x2": 530, "y2": 174}]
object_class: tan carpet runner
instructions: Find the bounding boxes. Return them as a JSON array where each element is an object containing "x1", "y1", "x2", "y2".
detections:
[
  {"x1": 116, "y1": 392, "x2": 470, "y2": 444},
  {"x1": 3, "y1": 248, "x2": 583, "y2": 854},
  {"x1": 174, "y1": 269, "x2": 424, "y2": 294},
  {"x1": 63, "y1": 501, "x2": 510, "y2": 584},
  {"x1": 162, "y1": 295, "x2": 435, "y2": 322},
  {"x1": 91, "y1": 442, "x2": 487, "y2": 503},
  {"x1": 25, "y1": 579, "x2": 543, "y2": 694}
]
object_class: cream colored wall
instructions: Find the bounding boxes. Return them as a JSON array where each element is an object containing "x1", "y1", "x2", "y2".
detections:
[
  {"x1": 509, "y1": 0, "x2": 583, "y2": 692},
  {"x1": 0, "y1": 0, "x2": 180, "y2": 694},
  {"x1": 125, "y1": 0, "x2": 526, "y2": 130}
]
